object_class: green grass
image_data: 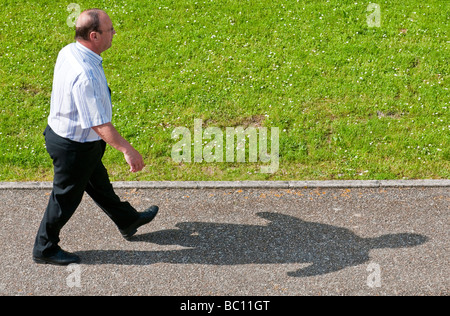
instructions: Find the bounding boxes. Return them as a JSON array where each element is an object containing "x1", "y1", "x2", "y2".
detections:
[{"x1": 0, "y1": 0, "x2": 449, "y2": 181}]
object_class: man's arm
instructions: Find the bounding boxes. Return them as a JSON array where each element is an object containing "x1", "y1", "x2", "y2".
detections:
[{"x1": 92, "y1": 122, "x2": 145, "y2": 173}]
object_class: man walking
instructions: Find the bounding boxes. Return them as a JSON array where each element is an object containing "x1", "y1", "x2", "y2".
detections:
[{"x1": 33, "y1": 9, "x2": 158, "y2": 265}]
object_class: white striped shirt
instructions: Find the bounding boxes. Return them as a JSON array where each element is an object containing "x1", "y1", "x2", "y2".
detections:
[{"x1": 48, "y1": 42, "x2": 112, "y2": 143}]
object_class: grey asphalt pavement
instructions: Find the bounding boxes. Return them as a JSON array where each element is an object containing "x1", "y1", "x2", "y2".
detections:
[{"x1": 0, "y1": 184, "x2": 448, "y2": 296}]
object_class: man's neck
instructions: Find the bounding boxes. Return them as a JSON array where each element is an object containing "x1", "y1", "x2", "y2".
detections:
[{"x1": 76, "y1": 40, "x2": 101, "y2": 56}]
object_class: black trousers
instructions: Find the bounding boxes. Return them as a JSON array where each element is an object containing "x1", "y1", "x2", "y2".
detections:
[{"x1": 33, "y1": 126, "x2": 139, "y2": 257}]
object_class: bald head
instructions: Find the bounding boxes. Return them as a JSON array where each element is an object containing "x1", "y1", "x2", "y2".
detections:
[
  {"x1": 75, "y1": 9, "x2": 106, "y2": 41},
  {"x1": 75, "y1": 9, "x2": 116, "y2": 55}
]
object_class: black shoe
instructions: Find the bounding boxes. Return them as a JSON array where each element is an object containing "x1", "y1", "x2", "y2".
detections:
[
  {"x1": 120, "y1": 206, "x2": 159, "y2": 240},
  {"x1": 33, "y1": 249, "x2": 81, "y2": 266}
]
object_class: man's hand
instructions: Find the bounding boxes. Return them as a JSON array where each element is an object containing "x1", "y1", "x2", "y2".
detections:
[
  {"x1": 92, "y1": 122, "x2": 145, "y2": 173},
  {"x1": 124, "y1": 148, "x2": 145, "y2": 173}
]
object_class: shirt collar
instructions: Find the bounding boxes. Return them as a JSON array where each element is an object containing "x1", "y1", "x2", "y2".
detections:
[{"x1": 75, "y1": 41, "x2": 103, "y2": 65}]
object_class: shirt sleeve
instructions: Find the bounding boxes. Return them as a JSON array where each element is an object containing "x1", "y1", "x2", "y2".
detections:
[{"x1": 72, "y1": 78, "x2": 111, "y2": 129}]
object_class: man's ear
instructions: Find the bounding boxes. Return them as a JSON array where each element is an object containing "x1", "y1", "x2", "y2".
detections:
[{"x1": 89, "y1": 32, "x2": 98, "y2": 41}]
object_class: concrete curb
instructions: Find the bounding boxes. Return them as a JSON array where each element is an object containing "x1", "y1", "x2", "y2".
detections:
[{"x1": 0, "y1": 180, "x2": 449, "y2": 190}]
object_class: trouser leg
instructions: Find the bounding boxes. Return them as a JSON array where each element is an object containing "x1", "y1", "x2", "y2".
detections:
[
  {"x1": 34, "y1": 127, "x2": 103, "y2": 257},
  {"x1": 33, "y1": 185, "x2": 85, "y2": 257},
  {"x1": 85, "y1": 148, "x2": 140, "y2": 230}
]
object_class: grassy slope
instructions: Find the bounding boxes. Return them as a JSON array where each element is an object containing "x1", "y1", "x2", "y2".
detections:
[{"x1": 0, "y1": 0, "x2": 448, "y2": 181}]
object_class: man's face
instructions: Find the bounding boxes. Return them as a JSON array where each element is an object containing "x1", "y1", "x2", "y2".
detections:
[{"x1": 97, "y1": 13, "x2": 116, "y2": 53}]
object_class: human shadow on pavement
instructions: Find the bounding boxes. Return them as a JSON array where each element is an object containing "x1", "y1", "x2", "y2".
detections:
[{"x1": 77, "y1": 212, "x2": 428, "y2": 277}]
